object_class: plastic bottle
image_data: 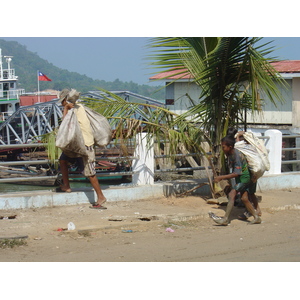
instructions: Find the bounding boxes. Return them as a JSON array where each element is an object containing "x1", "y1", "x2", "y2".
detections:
[{"x1": 68, "y1": 222, "x2": 76, "y2": 230}]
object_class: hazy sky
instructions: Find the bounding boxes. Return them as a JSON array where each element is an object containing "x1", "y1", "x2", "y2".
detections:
[
  {"x1": 2, "y1": 3, "x2": 300, "y2": 86},
  {"x1": 2, "y1": 37, "x2": 300, "y2": 86},
  {"x1": 2, "y1": 37, "x2": 153, "y2": 85}
]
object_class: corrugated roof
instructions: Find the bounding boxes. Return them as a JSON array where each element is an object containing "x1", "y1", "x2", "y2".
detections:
[
  {"x1": 270, "y1": 60, "x2": 300, "y2": 73},
  {"x1": 149, "y1": 60, "x2": 300, "y2": 80},
  {"x1": 150, "y1": 69, "x2": 192, "y2": 80}
]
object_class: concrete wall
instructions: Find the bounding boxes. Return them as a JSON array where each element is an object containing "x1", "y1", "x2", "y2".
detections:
[
  {"x1": 166, "y1": 79, "x2": 297, "y2": 126},
  {"x1": 292, "y1": 77, "x2": 300, "y2": 132}
]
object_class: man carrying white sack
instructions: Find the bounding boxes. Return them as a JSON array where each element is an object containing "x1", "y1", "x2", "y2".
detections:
[{"x1": 56, "y1": 88, "x2": 111, "y2": 209}]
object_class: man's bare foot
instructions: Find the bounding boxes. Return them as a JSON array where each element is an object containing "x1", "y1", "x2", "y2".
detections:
[
  {"x1": 208, "y1": 212, "x2": 229, "y2": 226},
  {"x1": 97, "y1": 198, "x2": 106, "y2": 206},
  {"x1": 212, "y1": 217, "x2": 229, "y2": 226},
  {"x1": 248, "y1": 216, "x2": 261, "y2": 224},
  {"x1": 58, "y1": 185, "x2": 71, "y2": 193},
  {"x1": 239, "y1": 209, "x2": 262, "y2": 220}
]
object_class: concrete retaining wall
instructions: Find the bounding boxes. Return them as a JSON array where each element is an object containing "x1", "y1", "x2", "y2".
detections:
[
  {"x1": 0, "y1": 184, "x2": 168, "y2": 210},
  {"x1": 1, "y1": 172, "x2": 300, "y2": 210},
  {"x1": 256, "y1": 172, "x2": 300, "y2": 191}
]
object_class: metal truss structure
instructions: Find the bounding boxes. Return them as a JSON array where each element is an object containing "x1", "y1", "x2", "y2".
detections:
[
  {"x1": 0, "y1": 100, "x2": 62, "y2": 145},
  {"x1": 83, "y1": 90, "x2": 164, "y2": 107},
  {"x1": 0, "y1": 90, "x2": 164, "y2": 146}
]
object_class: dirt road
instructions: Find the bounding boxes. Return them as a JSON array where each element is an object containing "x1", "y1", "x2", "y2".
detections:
[{"x1": 1, "y1": 188, "x2": 300, "y2": 262}]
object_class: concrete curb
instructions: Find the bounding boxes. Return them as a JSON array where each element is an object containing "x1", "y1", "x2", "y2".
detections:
[
  {"x1": 1, "y1": 172, "x2": 300, "y2": 210},
  {"x1": 0, "y1": 184, "x2": 169, "y2": 210}
]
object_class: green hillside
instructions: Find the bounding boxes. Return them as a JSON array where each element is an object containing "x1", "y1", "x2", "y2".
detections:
[{"x1": 0, "y1": 39, "x2": 165, "y2": 100}]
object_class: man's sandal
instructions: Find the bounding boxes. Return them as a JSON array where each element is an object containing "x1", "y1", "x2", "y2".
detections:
[{"x1": 90, "y1": 203, "x2": 107, "y2": 210}]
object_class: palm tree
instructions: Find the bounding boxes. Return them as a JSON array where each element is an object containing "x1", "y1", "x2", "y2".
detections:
[
  {"x1": 146, "y1": 37, "x2": 287, "y2": 170},
  {"x1": 42, "y1": 37, "x2": 287, "y2": 198},
  {"x1": 84, "y1": 89, "x2": 209, "y2": 158},
  {"x1": 43, "y1": 88, "x2": 209, "y2": 174},
  {"x1": 46, "y1": 38, "x2": 287, "y2": 180}
]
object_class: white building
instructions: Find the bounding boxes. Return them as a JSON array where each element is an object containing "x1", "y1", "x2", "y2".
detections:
[{"x1": 150, "y1": 60, "x2": 300, "y2": 134}]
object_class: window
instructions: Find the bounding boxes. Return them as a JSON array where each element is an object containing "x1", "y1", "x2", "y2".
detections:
[
  {"x1": 166, "y1": 82, "x2": 174, "y2": 105},
  {"x1": 166, "y1": 99, "x2": 174, "y2": 105}
]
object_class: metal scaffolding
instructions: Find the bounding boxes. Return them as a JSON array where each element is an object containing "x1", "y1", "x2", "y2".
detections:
[
  {"x1": 0, "y1": 90, "x2": 164, "y2": 146},
  {"x1": 0, "y1": 100, "x2": 62, "y2": 145}
]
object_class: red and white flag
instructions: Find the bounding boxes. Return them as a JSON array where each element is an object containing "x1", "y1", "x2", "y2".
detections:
[{"x1": 38, "y1": 71, "x2": 52, "y2": 81}]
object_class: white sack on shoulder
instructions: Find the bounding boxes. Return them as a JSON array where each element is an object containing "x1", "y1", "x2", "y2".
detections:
[
  {"x1": 235, "y1": 132, "x2": 270, "y2": 181},
  {"x1": 84, "y1": 106, "x2": 112, "y2": 147},
  {"x1": 55, "y1": 109, "x2": 88, "y2": 158},
  {"x1": 235, "y1": 141, "x2": 265, "y2": 181},
  {"x1": 243, "y1": 132, "x2": 270, "y2": 171}
]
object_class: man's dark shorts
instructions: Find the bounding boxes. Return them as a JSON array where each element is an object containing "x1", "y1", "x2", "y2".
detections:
[
  {"x1": 234, "y1": 181, "x2": 257, "y2": 194},
  {"x1": 59, "y1": 152, "x2": 82, "y2": 164},
  {"x1": 59, "y1": 147, "x2": 96, "y2": 177}
]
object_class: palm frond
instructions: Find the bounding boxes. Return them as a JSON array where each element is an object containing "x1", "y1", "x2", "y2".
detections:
[
  {"x1": 82, "y1": 88, "x2": 209, "y2": 159},
  {"x1": 145, "y1": 37, "x2": 288, "y2": 167},
  {"x1": 41, "y1": 129, "x2": 61, "y2": 168}
]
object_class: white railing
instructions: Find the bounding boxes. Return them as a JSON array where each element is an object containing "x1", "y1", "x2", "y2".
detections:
[
  {"x1": 132, "y1": 130, "x2": 300, "y2": 185},
  {"x1": 0, "y1": 89, "x2": 25, "y2": 100},
  {"x1": 281, "y1": 134, "x2": 300, "y2": 172},
  {"x1": 1, "y1": 69, "x2": 16, "y2": 79}
]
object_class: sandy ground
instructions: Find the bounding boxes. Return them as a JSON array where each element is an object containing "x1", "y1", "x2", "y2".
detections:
[{"x1": 1, "y1": 188, "x2": 300, "y2": 262}]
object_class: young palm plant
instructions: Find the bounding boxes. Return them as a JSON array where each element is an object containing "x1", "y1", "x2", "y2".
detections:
[
  {"x1": 45, "y1": 37, "x2": 287, "y2": 196},
  {"x1": 83, "y1": 89, "x2": 209, "y2": 161},
  {"x1": 146, "y1": 37, "x2": 287, "y2": 172}
]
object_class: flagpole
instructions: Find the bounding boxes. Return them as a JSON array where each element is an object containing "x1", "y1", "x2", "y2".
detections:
[{"x1": 37, "y1": 70, "x2": 40, "y2": 103}]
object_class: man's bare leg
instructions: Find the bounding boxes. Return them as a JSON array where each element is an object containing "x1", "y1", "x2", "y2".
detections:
[
  {"x1": 241, "y1": 193, "x2": 261, "y2": 224},
  {"x1": 239, "y1": 193, "x2": 262, "y2": 220},
  {"x1": 209, "y1": 189, "x2": 236, "y2": 226},
  {"x1": 89, "y1": 175, "x2": 107, "y2": 206},
  {"x1": 59, "y1": 159, "x2": 71, "y2": 192},
  {"x1": 249, "y1": 193, "x2": 262, "y2": 216}
]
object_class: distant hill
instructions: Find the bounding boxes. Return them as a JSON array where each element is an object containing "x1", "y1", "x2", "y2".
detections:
[{"x1": 0, "y1": 39, "x2": 165, "y2": 100}]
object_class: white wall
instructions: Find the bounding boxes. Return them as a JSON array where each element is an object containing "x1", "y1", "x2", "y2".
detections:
[
  {"x1": 132, "y1": 130, "x2": 286, "y2": 186},
  {"x1": 166, "y1": 78, "x2": 295, "y2": 126}
]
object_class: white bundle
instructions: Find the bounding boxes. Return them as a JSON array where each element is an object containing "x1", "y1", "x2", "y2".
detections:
[{"x1": 235, "y1": 132, "x2": 270, "y2": 182}]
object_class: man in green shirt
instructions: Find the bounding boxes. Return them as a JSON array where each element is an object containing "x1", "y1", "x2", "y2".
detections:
[{"x1": 209, "y1": 135, "x2": 261, "y2": 225}]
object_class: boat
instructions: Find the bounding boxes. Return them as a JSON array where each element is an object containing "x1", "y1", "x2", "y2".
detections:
[
  {"x1": 68, "y1": 160, "x2": 127, "y2": 182},
  {"x1": 0, "y1": 164, "x2": 129, "y2": 186},
  {"x1": 0, "y1": 165, "x2": 58, "y2": 186},
  {"x1": 0, "y1": 48, "x2": 25, "y2": 121}
]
